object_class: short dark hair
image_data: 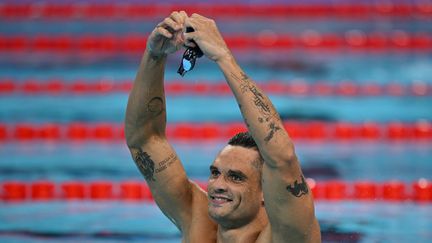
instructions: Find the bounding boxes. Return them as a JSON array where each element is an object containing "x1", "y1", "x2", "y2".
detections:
[
  {"x1": 228, "y1": 131, "x2": 264, "y2": 174},
  {"x1": 228, "y1": 131, "x2": 258, "y2": 150}
]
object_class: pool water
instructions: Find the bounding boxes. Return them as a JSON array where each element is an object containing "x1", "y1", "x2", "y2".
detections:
[
  {"x1": 0, "y1": 201, "x2": 431, "y2": 242},
  {"x1": 1, "y1": 1, "x2": 432, "y2": 242}
]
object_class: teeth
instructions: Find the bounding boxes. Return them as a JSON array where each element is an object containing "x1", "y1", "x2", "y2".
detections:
[{"x1": 211, "y1": 196, "x2": 232, "y2": 201}]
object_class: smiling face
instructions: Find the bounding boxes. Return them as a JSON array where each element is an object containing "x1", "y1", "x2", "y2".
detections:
[{"x1": 207, "y1": 145, "x2": 264, "y2": 228}]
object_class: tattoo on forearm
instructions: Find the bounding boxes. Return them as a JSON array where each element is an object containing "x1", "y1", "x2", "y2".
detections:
[
  {"x1": 155, "y1": 153, "x2": 177, "y2": 173},
  {"x1": 240, "y1": 72, "x2": 249, "y2": 81},
  {"x1": 251, "y1": 87, "x2": 271, "y2": 115},
  {"x1": 238, "y1": 72, "x2": 250, "y2": 93},
  {"x1": 286, "y1": 175, "x2": 309, "y2": 197},
  {"x1": 264, "y1": 122, "x2": 281, "y2": 142},
  {"x1": 231, "y1": 72, "x2": 272, "y2": 116},
  {"x1": 147, "y1": 97, "x2": 164, "y2": 116},
  {"x1": 232, "y1": 72, "x2": 283, "y2": 141},
  {"x1": 134, "y1": 149, "x2": 156, "y2": 181}
]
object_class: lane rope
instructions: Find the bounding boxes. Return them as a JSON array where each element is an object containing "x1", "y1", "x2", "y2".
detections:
[
  {"x1": 0, "y1": 79, "x2": 430, "y2": 96},
  {"x1": 1, "y1": 179, "x2": 431, "y2": 203},
  {"x1": 0, "y1": 121, "x2": 431, "y2": 141},
  {"x1": 1, "y1": 32, "x2": 431, "y2": 53},
  {"x1": 1, "y1": 3, "x2": 431, "y2": 20}
]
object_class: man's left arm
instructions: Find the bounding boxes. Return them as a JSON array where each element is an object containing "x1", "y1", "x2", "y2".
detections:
[{"x1": 184, "y1": 14, "x2": 320, "y2": 242}]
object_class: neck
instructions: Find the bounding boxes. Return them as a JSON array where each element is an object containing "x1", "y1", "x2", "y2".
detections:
[{"x1": 217, "y1": 208, "x2": 267, "y2": 243}]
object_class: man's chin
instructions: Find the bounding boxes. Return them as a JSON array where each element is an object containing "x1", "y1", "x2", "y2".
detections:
[{"x1": 208, "y1": 205, "x2": 231, "y2": 221}]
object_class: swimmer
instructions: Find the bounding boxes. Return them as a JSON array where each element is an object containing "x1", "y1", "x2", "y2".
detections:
[{"x1": 125, "y1": 11, "x2": 321, "y2": 243}]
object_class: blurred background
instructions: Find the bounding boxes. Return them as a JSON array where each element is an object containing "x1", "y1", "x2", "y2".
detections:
[{"x1": 0, "y1": 0, "x2": 432, "y2": 242}]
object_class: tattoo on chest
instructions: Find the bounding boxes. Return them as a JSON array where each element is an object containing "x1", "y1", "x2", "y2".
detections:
[
  {"x1": 286, "y1": 175, "x2": 309, "y2": 197},
  {"x1": 134, "y1": 149, "x2": 155, "y2": 181}
]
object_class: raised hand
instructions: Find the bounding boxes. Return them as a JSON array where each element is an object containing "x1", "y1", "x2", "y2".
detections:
[
  {"x1": 184, "y1": 14, "x2": 232, "y2": 63},
  {"x1": 147, "y1": 11, "x2": 188, "y2": 57}
]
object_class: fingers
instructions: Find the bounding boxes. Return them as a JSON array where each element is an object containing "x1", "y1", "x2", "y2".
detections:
[
  {"x1": 184, "y1": 14, "x2": 199, "y2": 32},
  {"x1": 171, "y1": 11, "x2": 188, "y2": 27},
  {"x1": 155, "y1": 11, "x2": 188, "y2": 36},
  {"x1": 183, "y1": 31, "x2": 197, "y2": 48},
  {"x1": 151, "y1": 11, "x2": 216, "y2": 48},
  {"x1": 184, "y1": 13, "x2": 215, "y2": 32},
  {"x1": 190, "y1": 13, "x2": 205, "y2": 19},
  {"x1": 157, "y1": 17, "x2": 180, "y2": 33},
  {"x1": 184, "y1": 13, "x2": 216, "y2": 47},
  {"x1": 154, "y1": 26, "x2": 173, "y2": 39}
]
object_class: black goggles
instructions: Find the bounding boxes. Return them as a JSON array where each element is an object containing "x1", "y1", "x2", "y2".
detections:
[
  {"x1": 177, "y1": 46, "x2": 203, "y2": 76},
  {"x1": 177, "y1": 27, "x2": 203, "y2": 76}
]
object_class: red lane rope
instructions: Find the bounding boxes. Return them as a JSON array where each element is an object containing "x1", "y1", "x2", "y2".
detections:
[
  {"x1": 0, "y1": 121, "x2": 431, "y2": 142},
  {"x1": 1, "y1": 179, "x2": 431, "y2": 203},
  {"x1": 1, "y1": 3, "x2": 431, "y2": 20},
  {"x1": 1, "y1": 32, "x2": 431, "y2": 53},
  {"x1": 0, "y1": 79, "x2": 430, "y2": 96}
]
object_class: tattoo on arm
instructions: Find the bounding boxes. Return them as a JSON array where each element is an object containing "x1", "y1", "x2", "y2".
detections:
[
  {"x1": 155, "y1": 153, "x2": 177, "y2": 173},
  {"x1": 250, "y1": 87, "x2": 271, "y2": 115},
  {"x1": 286, "y1": 175, "x2": 309, "y2": 197},
  {"x1": 134, "y1": 149, "x2": 178, "y2": 181},
  {"x1": 231, "y1": 72, "x2": 283, "y2": 142},
  {"x1": 240, "y1": 72, "x2": 249, "y2": 81},
  {"x1": 238, "y1": 72, "x2": 250, "y2": 93},
  {"x1": 134, "y1": 149, "x2": 156, "y2": 181},
  {"x1": 147, "y1": 97, "x2": 165, "y2": 116},
  {"x1": 232, "y1": 72, "x2": 272, "y2": 117},
  {"x1": 264, "y1": 122, "x2": 281, "y2": 142}
]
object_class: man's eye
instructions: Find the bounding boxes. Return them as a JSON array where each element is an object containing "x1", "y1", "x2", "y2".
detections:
[
  {"x1": 230, "y1": 175, "x2": 243, "y2": 182},
  {"x1": 210, "y1": 170, "x2": 220, "y2": 177}
]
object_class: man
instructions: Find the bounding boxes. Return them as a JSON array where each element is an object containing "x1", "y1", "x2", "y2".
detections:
[{"x1": 125, "y1": 11, "x2": 321, "y2": 243}]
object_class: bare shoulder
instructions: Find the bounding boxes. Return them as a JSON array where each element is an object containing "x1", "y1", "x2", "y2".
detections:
[
  {"x1": 181, "y1": 181, "x2": 217, "y2": 243},
  {"x1": 255, "y1": 219, "x2": 321, "y2": 243}
]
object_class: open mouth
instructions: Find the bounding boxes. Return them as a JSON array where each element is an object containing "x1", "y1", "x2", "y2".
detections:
[{"x1": 209, "y1": 195, "x2": 233, "y2": 204}]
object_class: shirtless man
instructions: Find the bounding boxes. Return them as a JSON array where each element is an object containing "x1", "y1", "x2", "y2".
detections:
[{"x1": 125, "y1": 11, "x2": 321, "y2": 243}]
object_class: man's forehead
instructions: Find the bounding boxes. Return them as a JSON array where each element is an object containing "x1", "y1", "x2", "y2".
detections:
[
  {"x1": 220, "y1": 144, "x2": 259, "y2": 156},
  {"x1": 212, "y1": 145, "x2": 260, "y2": 170}
]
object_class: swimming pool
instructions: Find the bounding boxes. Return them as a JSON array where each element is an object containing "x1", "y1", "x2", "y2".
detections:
[{"x1": 1, "y1": 1, "x2": 432, "y2": 242}]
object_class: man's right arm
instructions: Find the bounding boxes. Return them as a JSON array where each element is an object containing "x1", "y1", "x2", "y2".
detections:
[
  {"x1": 184, "y1": 14, "x2": 320, "y2": 242},
  {"x1": 124, "y1": 12, "x2": 210, "y2": 232}
]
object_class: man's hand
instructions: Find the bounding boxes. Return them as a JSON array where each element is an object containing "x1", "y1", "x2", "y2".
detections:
[
  {"x1": 184, "y1": 14, "x2": 231, "y2": 63},
  {"x1": 147, "y1": 11, "x2": 188, "y2": 57}
]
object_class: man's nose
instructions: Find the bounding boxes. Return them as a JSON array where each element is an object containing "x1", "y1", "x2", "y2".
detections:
[
  {"x1": 214, "y1": 187, "x2": 226, "y2": 194},
  {"x1": 209, "y1": 176, "x2": 228, "y2": 193}
]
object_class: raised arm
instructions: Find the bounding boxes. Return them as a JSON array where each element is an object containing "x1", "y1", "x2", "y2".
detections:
[
  {"x1": 125, "y1": 11, "x2": 211, "y2": 233},
  {"x1": 184, "y1": 14, "x2": 320, "y2": 242}
]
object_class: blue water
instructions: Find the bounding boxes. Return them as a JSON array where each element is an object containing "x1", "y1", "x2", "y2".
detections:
[
  {"x1": 2, "y1": 19, "x2": 432, "y2": 34},
  {"x1": 1, "y1": 95, "x2": 431, "y2": 123},
  {"x1": 0, "y1": 202, "x2": 431, "y2": 243},
  {"x1": 0, "y1": 141, "x2": 431, "y2": 182},
  {"x1": 2, "y1": 52, "x2": 432, "y2": 83},
  {"x1": 1, "y1": 1, "x2": 432, "y2": 242}
]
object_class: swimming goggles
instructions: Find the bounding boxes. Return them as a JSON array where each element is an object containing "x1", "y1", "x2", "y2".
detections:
[{"x1": 177, "y1": 27, "x2": 203, "y2": 76}]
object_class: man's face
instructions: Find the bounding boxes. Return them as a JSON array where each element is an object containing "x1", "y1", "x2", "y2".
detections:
[{"x1": 207, "y1": 145, "x2": 263, "y2": 226}]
